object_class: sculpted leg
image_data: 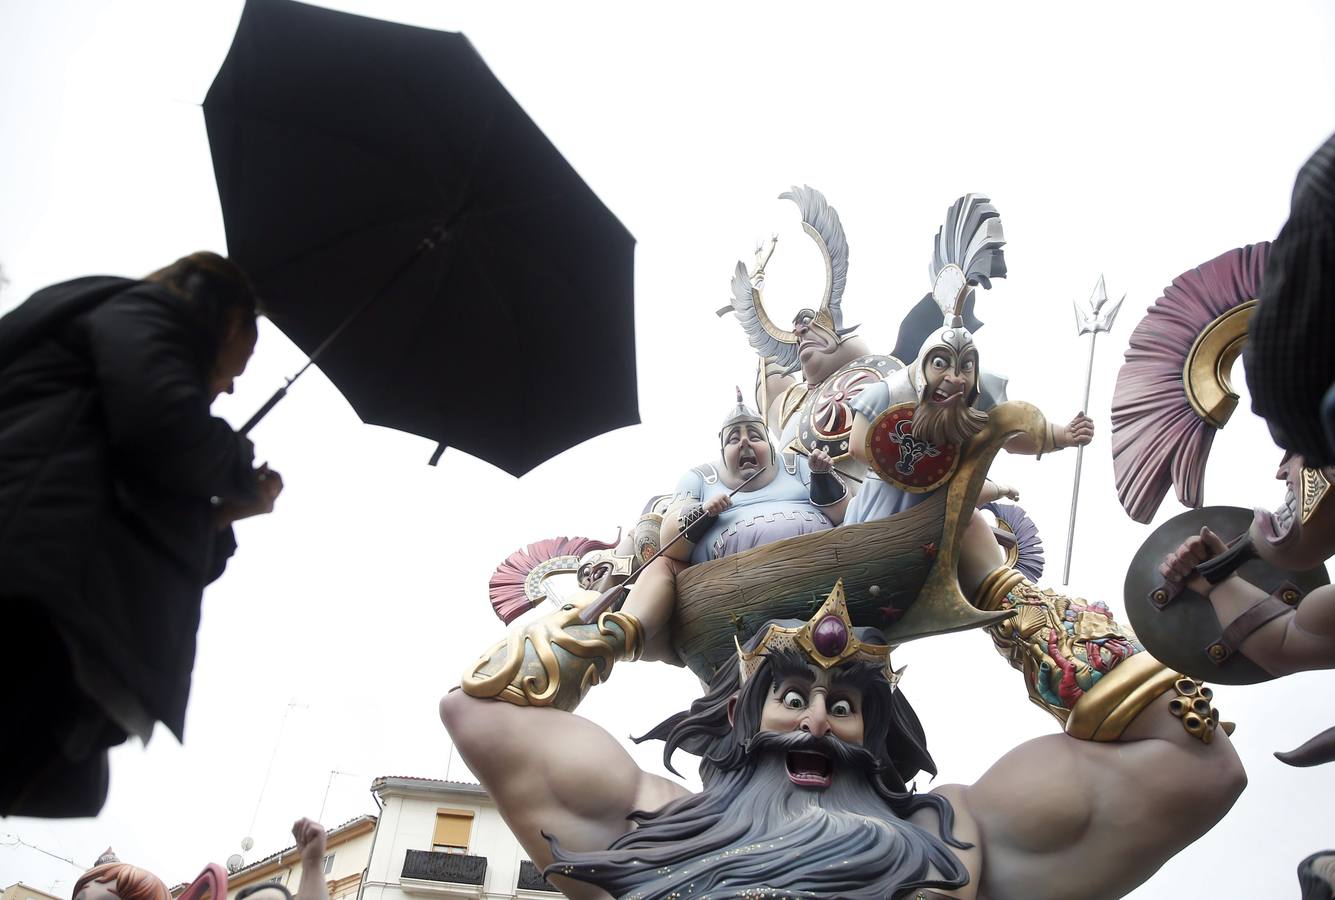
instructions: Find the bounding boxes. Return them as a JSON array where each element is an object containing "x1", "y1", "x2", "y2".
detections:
[{"x1": 618, "y1": 556, "x2": 686, "y2": 664}]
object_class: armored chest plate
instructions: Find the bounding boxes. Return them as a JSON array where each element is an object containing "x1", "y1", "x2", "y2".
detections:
[{"x1": 793, "y1": 354, "x2": 901, "y2": 462}]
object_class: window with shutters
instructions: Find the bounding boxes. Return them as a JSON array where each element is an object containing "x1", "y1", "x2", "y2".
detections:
[{"x1": 431, "y1": 809, "x2": 474, "y2": 854}]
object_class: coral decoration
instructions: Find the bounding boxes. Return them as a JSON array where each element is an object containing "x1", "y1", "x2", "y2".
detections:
[
  {"x1": 488, "y1": 534, "x2": 618, "y2": 624},
  {"x1": 985, "y1": 501, "x2": 1046, "y2": 583},
  {"x1": 1111, "y1": 244, "x2": 1270, "y2": 523}
]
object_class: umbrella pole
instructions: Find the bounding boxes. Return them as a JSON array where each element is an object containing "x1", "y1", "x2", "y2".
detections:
[{"x1": 240, "y1": 223, "x2": 451, "y2": 435}]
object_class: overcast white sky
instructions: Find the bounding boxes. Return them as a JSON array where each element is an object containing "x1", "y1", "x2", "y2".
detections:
[{"x1": 2, "y1": 2, "x2": 1334, "y2": 897}]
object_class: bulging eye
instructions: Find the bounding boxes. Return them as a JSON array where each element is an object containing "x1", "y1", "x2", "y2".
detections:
[
  {"x1": 930, "y1": 356, "x2": 948, "y2": 370},
  {"x1": 830, "y1": 699, "x2": 853, "y2": 717},
  {"x1": 781, "y1": 690, "x2": 806, "y2": 710},
  {"x1": 962, "y1": 358, "x2": 976, "y2": 372}
]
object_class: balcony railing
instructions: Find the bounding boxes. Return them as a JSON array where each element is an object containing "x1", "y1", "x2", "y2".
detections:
[
  {"x1": 401, "y1": 849, "x2": 486, "y2": 886},
  {"x1": 516, "y1": 861, "x2": 558, "y2": 893}
]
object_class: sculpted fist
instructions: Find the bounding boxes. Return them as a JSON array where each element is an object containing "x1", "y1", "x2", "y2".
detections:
[
  {"x1": 997, "y1": 483, "x2": 1020, "y2": 502},
  {"x1": 704, "y1": 494, "x2": 733, "y2": 516},
  {"x1": 292, "y1": 817, "x2": 327, "y2": 869},
  {"x1": 808, "y1": 449, "x2": 833, "y2": 475},
  {"x1": 1159, "y1": 526, "x2": 1228, "y2": 591},
  {"x1": 1061, "y1": 412, "x2": 1095, "y2": 448}
]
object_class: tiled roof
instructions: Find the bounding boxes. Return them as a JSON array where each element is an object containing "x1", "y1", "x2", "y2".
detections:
[
  {"x1": 211, "y1": 814, "x2": 377, "y2": 882},
  {"x1": 370, "y1": 776, "x2": 487, "y2": 797}
]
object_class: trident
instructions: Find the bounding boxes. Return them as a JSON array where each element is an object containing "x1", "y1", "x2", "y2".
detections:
[{"x1": 1062, "y1": 275, "x2": 1124, "y2": 585}]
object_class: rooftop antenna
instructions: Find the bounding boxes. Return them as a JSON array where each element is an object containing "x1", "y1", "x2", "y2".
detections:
[
  {"x1": 317, "y1": 771, "x2": 359, "y2": 824},
  {"x1": 241, "y1": 700, "x2": 308, "y2": 858}
]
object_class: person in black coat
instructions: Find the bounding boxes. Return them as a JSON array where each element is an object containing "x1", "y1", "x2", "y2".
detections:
[{"x1": 0, "y1": 251, "x2": 282, "y2": 817}]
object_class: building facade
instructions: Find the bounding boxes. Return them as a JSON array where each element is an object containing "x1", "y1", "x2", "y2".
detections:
[
  {"x1": 2, "y1": 884, "x2": 62, "y2": 900},
  {"x1": 362, "y1": 777, "x2": 557, "y2": 900},
  {"x1": 172, "y1": 777, "x2": 554, "y2": 900},
  {"x1": 177, "y1": 815, "x2": 377, "y2": 900}
]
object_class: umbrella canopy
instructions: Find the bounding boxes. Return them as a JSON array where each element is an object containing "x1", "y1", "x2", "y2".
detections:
[{"x1": 204, "y1": 0, "x2": 638, "y2": 476}]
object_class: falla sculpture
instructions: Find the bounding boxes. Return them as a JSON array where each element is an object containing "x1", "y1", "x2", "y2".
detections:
[{"x1": 441, "y1": 186, "x2": 1255, "y2": 899}]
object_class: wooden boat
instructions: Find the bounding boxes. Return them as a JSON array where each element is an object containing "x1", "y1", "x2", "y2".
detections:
[{"x1": 671, "y1": 401, "x2": 1047, "y2": 682}]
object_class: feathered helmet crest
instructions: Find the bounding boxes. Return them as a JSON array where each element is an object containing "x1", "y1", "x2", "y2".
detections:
[
  {"x1": 909, "y1": 194, "x2": 1007, "y2": 403},
  {"x1": 717, "y1": 185, "x2": 854, "y2": 374},
  {"x1": 488, "y1": 533, "x2": 630, "y2": 624}
]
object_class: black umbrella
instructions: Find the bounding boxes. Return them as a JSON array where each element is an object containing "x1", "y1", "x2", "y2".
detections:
[{"x1": 203, "y1": 0, "x2": 638, "y2": 476}]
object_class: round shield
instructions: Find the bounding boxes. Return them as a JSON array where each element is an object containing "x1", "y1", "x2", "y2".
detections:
[
  {"x1": 795, "y1": 354, "x2": 902, "y2": 462},
  {"x1": 865, "y1": 402, "x2": 960, "y2": 492},
  {"x1": 1124, "y1": 505, "x2": 1330, "y2": 684}
]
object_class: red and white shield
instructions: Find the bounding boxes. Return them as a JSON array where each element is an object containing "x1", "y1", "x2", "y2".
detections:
[{"x1": 865, "y1": 403, "x2": 960, "y2": 493}]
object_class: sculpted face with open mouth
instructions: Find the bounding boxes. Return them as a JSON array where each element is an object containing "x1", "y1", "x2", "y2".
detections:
[
  {"x1": 757, "y1": 664, "x2": 866, "y2": 791},
  {"x1": 923, "y1": 348, "x2": 977, "y2": 407},
  {"x1": 723, "y1": 423, "x2": 773, "y2": 484}
]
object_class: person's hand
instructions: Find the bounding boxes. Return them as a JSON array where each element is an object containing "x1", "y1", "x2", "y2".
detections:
[
  {"x1": 998, "y1": 483, "x2": 1020, "y2": 502},
  {"x1": 292, "y1": 817, "x2": 327, "y2": 870},
  {"x1": 215, "y1": 464, "x2": 284, "y2": 529},
  {"x1": 1060, "y1": 412, "x2": 1095, "y2": 448},
  {"x1": 703, "y1": 494, "x2": 733, "y2": 517},
  {"x1": 1159, "y1": 526, "x2": 1228, "y2": 594},
  {"x1": 808, "y1": 449, "x2": 833, "y2": 475}
]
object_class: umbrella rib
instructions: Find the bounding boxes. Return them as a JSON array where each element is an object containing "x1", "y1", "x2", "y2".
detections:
[{"x1": 255, "y1": 212, "x2": 442, "y2": 284}]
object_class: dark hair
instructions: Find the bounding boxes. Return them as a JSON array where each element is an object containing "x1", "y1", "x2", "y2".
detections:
[
  {"x1": 635, "y1": 646, "x2": 938, "y2": 794},
  {"x1": 144, "y1": 251, "x2": 260, "y2": 349}
]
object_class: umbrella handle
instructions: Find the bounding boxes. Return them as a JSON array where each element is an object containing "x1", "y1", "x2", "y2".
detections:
[{"x1": 240, "y1": 385, "x2": 288, "y2": 435}]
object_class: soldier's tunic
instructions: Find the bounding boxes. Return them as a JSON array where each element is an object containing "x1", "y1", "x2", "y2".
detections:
[{"x1": 673, "y1": 457, "x2": 833, "y2": 564}]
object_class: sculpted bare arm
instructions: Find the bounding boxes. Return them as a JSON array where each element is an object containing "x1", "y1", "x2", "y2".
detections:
[
  {"x1": 438, "y1": 691, "x2": 687, "y2": 894},
  {"x1": 955, "y1": 692, "x2": 1245, "y2": 900},
  {"x1": 849, "y1": 412, "x2": 871, "y2": 467},
  {"x1": 659, "y1": 497, "x2": 699, "y2": 562}
]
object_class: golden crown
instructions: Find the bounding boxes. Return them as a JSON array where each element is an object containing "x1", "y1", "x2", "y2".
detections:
[{"x1": 735, "y1": 580, "x2": 897, "y2": 686}]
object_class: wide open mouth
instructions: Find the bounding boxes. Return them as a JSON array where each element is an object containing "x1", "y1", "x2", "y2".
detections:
[
  {"x1": 738, "y1": 446, "x2": 759, "y2": 471},
  {"x1": 930, "y1": 385, "x2": 965, "y2": 406},
  {"x1": 1255, "y1": 480, "x2": 1300, "y2": 546},
  {"x1": 785, "y1": 749, "x2": 833, "y2": 789}
]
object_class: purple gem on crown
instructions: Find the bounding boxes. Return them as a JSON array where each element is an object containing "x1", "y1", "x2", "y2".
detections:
[{"x1": 811, "y1": 614, "x2": 849, "y2": 658}]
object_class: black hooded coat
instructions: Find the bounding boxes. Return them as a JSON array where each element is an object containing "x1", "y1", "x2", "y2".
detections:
[{"x1": 0, "y1": 276, "x2": 257, "y2": 815}]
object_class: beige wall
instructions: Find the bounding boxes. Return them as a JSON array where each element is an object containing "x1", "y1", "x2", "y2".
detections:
[{"x1": 217, "y1": 819, "x2": 376, "y2": 900}]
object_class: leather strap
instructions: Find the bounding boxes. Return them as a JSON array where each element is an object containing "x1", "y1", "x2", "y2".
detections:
[
  {"x1": 1204, "y1": 581, "x2": 1301, "y2": 664},
  {"x1": 1196, "y1": 533, "x2": 1257, "y2": 584}
]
